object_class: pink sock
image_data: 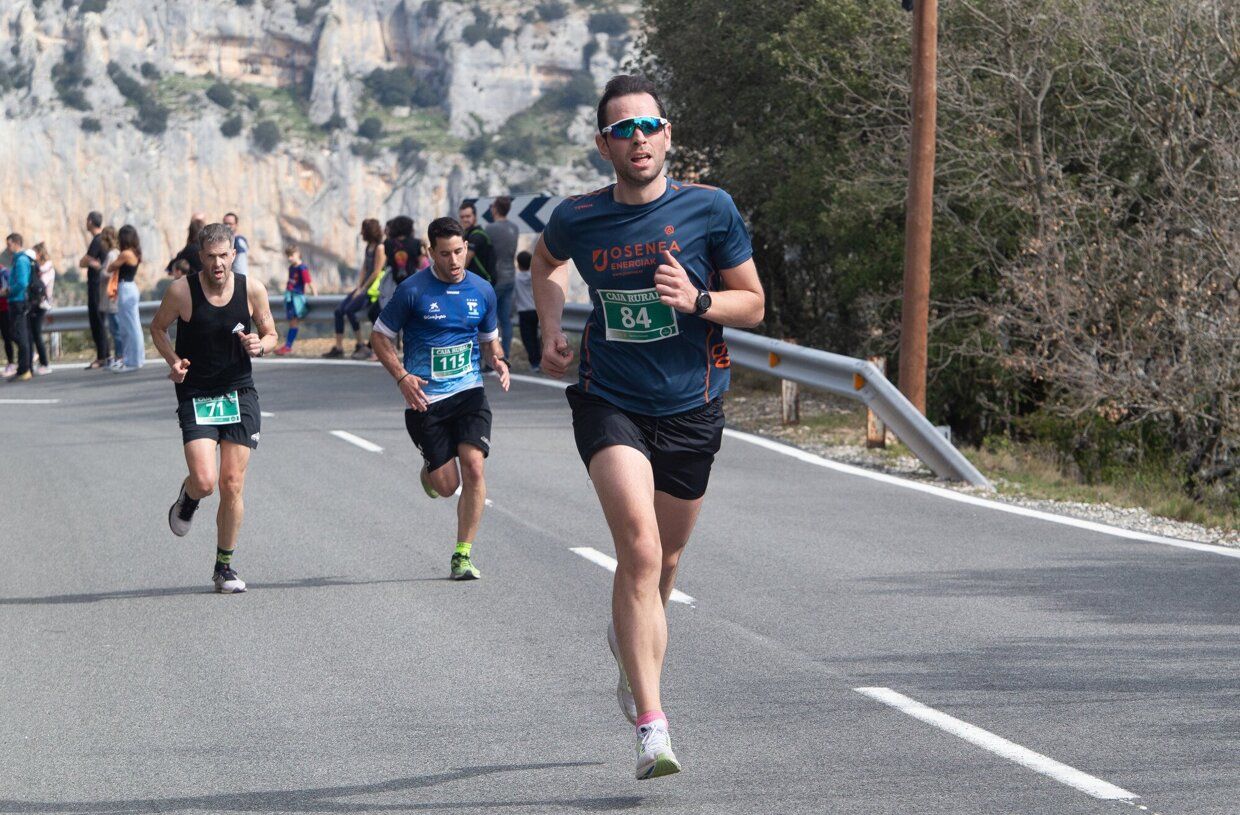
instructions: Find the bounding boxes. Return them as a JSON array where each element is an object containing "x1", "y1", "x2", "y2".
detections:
[{"x1": 636, "y1": 710, "x2": 667, "y2": 729}]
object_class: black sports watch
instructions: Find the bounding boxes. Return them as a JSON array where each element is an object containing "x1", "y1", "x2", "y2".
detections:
[{"x1": 693, "y1": 289, "x2": 713, "y2": 316}]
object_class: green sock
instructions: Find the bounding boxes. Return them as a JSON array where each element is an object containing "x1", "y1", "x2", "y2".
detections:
[
  {"x1": 216, "y1": 548, "x2": 234, "y2": 567},
  {"x1": 454, "y1": 541, "x2": 472, "y2": 557}
]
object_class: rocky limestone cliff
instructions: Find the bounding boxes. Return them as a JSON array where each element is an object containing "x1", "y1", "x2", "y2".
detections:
[{"x1": 0, "y1": 0, "x2": 638, "y2": 295}]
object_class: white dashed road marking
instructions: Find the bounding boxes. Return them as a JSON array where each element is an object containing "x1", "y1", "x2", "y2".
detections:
[
  {"x1": 855, "y1": 687, "x2": 1138, "y2": 801},
  {"x1": 329, "y1": 430, "x2": 383, "y2": 453},
  {"x1": 570, "y1": 546, "x2": 696, "y2": 606}
]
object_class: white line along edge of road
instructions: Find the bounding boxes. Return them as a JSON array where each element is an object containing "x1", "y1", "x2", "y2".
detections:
[
  {"x1": 571, "y1": 546, "x2": 696, "y2": 606},
  {"x1": 330, "y1": 430, "x2": 383, "y2": 453},
  {"x1": 257, "y1": 359, "x2": 1238, "y2": 560},
  {"x1": 0, "y1": 398, "x2": 61, "y2": 404},
  {"x1": 855, "y1": 687, "x2": 1138, "y2": 802}
]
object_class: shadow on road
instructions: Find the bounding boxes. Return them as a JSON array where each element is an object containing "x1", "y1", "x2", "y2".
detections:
[
  {"x1": 0, "y1": 576, "x2": 430, "y2": 606},
  {"x1": 0, "y1": 762, "x2": 639, "y2": 813}
]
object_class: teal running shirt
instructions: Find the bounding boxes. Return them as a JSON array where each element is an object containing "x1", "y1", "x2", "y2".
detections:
[{"x1": 542, "y1": 179, "x2": 753, "y2": 415}]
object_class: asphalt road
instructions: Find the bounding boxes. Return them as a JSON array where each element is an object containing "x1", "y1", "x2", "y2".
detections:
[{"x1": 1, "y1": 361, "x2": 1237, "y2": 815}]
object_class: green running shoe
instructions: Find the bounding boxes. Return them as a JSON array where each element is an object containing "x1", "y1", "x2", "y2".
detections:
[
  {"x1": 419, "y1": 465, "x2": 440, "y2": 499},
  {"x1": 450, "y1": 552, "x2": 480, "y2": 580}
]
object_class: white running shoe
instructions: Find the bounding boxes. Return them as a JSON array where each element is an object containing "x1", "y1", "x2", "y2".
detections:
[
  {"x1": 35, "y1": 365, "x2": 51, "y2": 375},
  {"x1": 213, "y1": 565, "x2": 246, "y2": 593},
  {"x1": 607, "y1": 622, "x2": 638, "y2": 724},
  {"x1": 168, "y1": 481, "x2": 199, "y2": 537},
  {"x1": 635, "y1": 719, "x2": 681, "y2": 780}
]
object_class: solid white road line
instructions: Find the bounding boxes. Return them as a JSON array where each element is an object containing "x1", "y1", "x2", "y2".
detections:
[
  {"x1": 0, "y1": 398, "x2": 61, "y2": 404},
  {"x1": 725, "y1": 429, "x2": 1240, "y2": 560},
  {"x1": 252, "y1": 357, "x2": 1238, "y2": 558},
  {"x1": 570, "y1": 546, "x2": 695, "y2": 606},
  {"x1": 855, "y1": 687, "x2": 1138, "y2": 801},
  {"x1": 261, "y1": 411, "x2": 275, "y2": 417},
  {"x1": 330, "y1": 430, "x2": 383, "y2": 453}
]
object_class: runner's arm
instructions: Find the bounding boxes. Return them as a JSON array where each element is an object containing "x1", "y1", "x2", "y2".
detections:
[
  {"x1": 530, "y1": 236, "x2": 569, "y2": 337},
  {"x1": 707, "y1": 259, "x2": 764, "y2": 328},
  {"x1": 653, "y1": 251, "x2": 764, "y2": 329},
  {"x1": 481, "y1": 337, "x2": 510, "y2": 392},
  {"x1": 246, "y1": 276, "x2": 280, "y2": 356},
  {"x1": 151, "y1": 279, "x2": 189, "y2": 369}
]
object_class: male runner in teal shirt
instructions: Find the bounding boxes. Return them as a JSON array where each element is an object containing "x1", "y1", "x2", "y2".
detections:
[{"x1": 532, "y1": 74, "x2": 765, "y2": 779}]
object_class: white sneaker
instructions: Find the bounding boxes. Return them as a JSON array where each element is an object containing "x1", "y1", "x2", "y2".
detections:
[
  {"x1": 2, "y1": 364, "x2": 13, "y2": 377},
  {"x1": 168, "y1": 481, "x2": 200, "y2": 537},
  {"x1": 35, "y1": 365, "x2": 51, "y2": 375},
  {"x1": 635, "y1": 719, "x2": 681, "y2": 780},
  {"x1": 213, "y1": 565, "x2": 246, "y2": 593},
  {"x1": 607, "y1": 622, "x2": 638, "y2": 724}
]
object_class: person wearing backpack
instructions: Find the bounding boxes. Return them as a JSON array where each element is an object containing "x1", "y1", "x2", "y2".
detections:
[
  {"x1": 26, "y1": 242, "x2": 54, "y2": 375},
  {"x1": 3, "y1": 233, "x2": 35, "y2": 381}
]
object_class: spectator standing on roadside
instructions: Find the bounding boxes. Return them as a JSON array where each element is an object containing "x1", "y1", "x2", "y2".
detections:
[
  {"x1": 276, "y1": 243, "x2": 315, "y2": 355},
  {"x1": 459, "y1": 202, "x2": 495, "y2": 284},
  {"x1": 99, "y1": 226, "x2": 123, "y2": 369},
  {"x1": 222, "y1": 212, "x2": 249, "y2": 277},
  {"x1": 79, "y1": 211, "x2": 109, "y2": 368},
  {"x1": 4, "y1": 233, "x2": 35, "y2": 381},
  {"x1": 28, "y1": 242, "x2": 55, "y2": 375},
  {"x1": 325, "y1": 218, "x2": 386, "y2": 359},
  {"x1": 514, "y1": 250, "x2": 540, "y2": 372},
  {"x1": 167, "y1": 214, "x2": 206, "y2": 276},
  {"x1": 108, "y1": 224, "x2": 146, "y2": 372},
  {"x1": 487, "y1": 196, "x2": 520, "y2": 359},
  {"x1": 0, "y1": 261, "x2": 13, "y2": 377}
]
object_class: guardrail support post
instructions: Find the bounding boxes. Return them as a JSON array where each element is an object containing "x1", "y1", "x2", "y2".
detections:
[
  {"x1": 781, "y1": 338, "x2": 800, "y2": 425},
  {"x1": 866, "y1": 356, "x2": 888, "y2": 448}
]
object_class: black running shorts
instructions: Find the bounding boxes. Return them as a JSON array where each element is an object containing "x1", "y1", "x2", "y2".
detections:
[
  {"x1": 565, "y1": 384, "x2": 724, "y2": 501},
  {"x1": 176, "y1": 387, "x2": 262, "y2": 449},
  {"x1": 405, "y1": 386, "x2": 492, "y2": 472}
]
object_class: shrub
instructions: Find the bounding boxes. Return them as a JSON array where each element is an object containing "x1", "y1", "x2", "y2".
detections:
[
  {"x1": 106, "y1": 61, "x2": 147, "y2": 104},
  {"x1": 136, "y1": 99, "x2": 168, "y2": 134},
  {"x1": 252, "y1": 119, "x2": 281, "y2": 152},
  {"x1": 350, "y1": 141, "x2": 380, "y2": 160},
  {"x1": 80, "y1": 116, "x2": 102, "y2": 133},
  {"x1": 364, "y1": 67, "x2": 417, "y2": 108},
  {"x1": 581, "y1": 40, "x2": 600, "y2": 69},
  {"x1": 588, "y1": 11, "x2": 629, "y2": 36},
  {"x1": 206, "y1": 82, "x2": 236, "y2": 108},
  {"x1": 397, "y1": 136, "x2": 420, "y2": 160},
  {"x1": 139, "y1": 61, "x2": 160, "y2": 80},
  {"x1": 78, "y1": 0, "x2": 107, "y2": 13},
  {"x1": 547, "y1": 72, "x2": 596, "y2": 109},
  {"x1": 245, "y1": 93, "x2": 261, "y2": 111},
  {"x1": 220, "y1": 114, "x2": 243, "y2": 137},
  {"x1": 462, "y1": 8, "x2": 507, "y2": 49},
  {"x1": 536, "y1": 1, "x2": 567, "y2": 22},
  {"x1": 357, "y1": 116, "x2": 383, "y2": 140},
  {"x1": 322, "y1": 113, "x2": 346, "y2": 131},
  {"x1": 52, "y1": 52, "x2": 90, "y2": 110},
  {"x1": 422, "y1": 0, "x2": 441, "y2": 19}
]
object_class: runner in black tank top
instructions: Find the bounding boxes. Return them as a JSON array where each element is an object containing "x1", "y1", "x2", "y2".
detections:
[{"x1": 150, "y1": 223, "x2": 279, "y2": 595}]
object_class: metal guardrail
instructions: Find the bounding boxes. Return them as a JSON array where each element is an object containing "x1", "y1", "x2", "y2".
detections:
[
  {"x1": 44, "y1": 296, "x2": 991, "y2": 487},
  {"x1": 559, "y1": 303, "x2": 991, "y2": 488}
]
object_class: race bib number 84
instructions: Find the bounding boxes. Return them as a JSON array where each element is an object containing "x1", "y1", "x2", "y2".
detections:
[
  {"x1": 598, "y1": 288, "x2": 679, "y2": 343},
  {"x1": 431, "y1": 341, "x2": 473, "y2": 380}
]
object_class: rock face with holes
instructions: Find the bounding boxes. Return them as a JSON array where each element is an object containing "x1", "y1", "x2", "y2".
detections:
[{"x1": 0, "y1": 0, "x2": 635, "y2": 290}]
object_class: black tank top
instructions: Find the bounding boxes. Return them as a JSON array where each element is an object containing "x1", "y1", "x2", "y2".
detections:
[
  {"x1": 118, "y1": 263, "x2": 138, "y2": 282},
  {"x1": 175, "y1": 272, "x2": 255, "y2": 400}
]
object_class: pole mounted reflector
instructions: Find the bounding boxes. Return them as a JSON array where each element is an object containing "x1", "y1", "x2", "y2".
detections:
[
  {"x1": 769, "y1": 352, "x2": 781, "y2": 367},
  {"x1": 854, "y1": 373, "x2": 866, "y2": 390}
]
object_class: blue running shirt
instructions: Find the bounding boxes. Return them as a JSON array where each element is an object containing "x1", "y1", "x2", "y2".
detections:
[
  {"x1": 374, "y1": 269, "x2": 499, "y2": 402},
  {"x1": 543, "y1": 179, "x2": 753, "y2": 415}
]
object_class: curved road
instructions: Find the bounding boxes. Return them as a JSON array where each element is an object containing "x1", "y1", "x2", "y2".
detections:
[{"x1": 0, "y1": 361, "x2": 1236, "y2": 814}]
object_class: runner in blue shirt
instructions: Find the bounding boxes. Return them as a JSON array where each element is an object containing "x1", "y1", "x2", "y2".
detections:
[
  {"x1": 371, "y1": 216, "x2": 510, "y2": 580},
  {"x1": 532, "y1": 74, "x2": 765, "y2": 780}
]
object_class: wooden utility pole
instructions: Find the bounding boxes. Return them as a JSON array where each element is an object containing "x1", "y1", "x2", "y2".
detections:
[{"x1": 898, "y1": 0, "x2": 938, "y2": 415}]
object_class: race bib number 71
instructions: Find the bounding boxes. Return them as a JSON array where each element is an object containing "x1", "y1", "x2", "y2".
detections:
[
  {"x1": 598, "y1": 288, "x2": 679, "y2": 343},
  {"x1": 192, "y1": 391, "x2": 241, "y2": 425}
]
